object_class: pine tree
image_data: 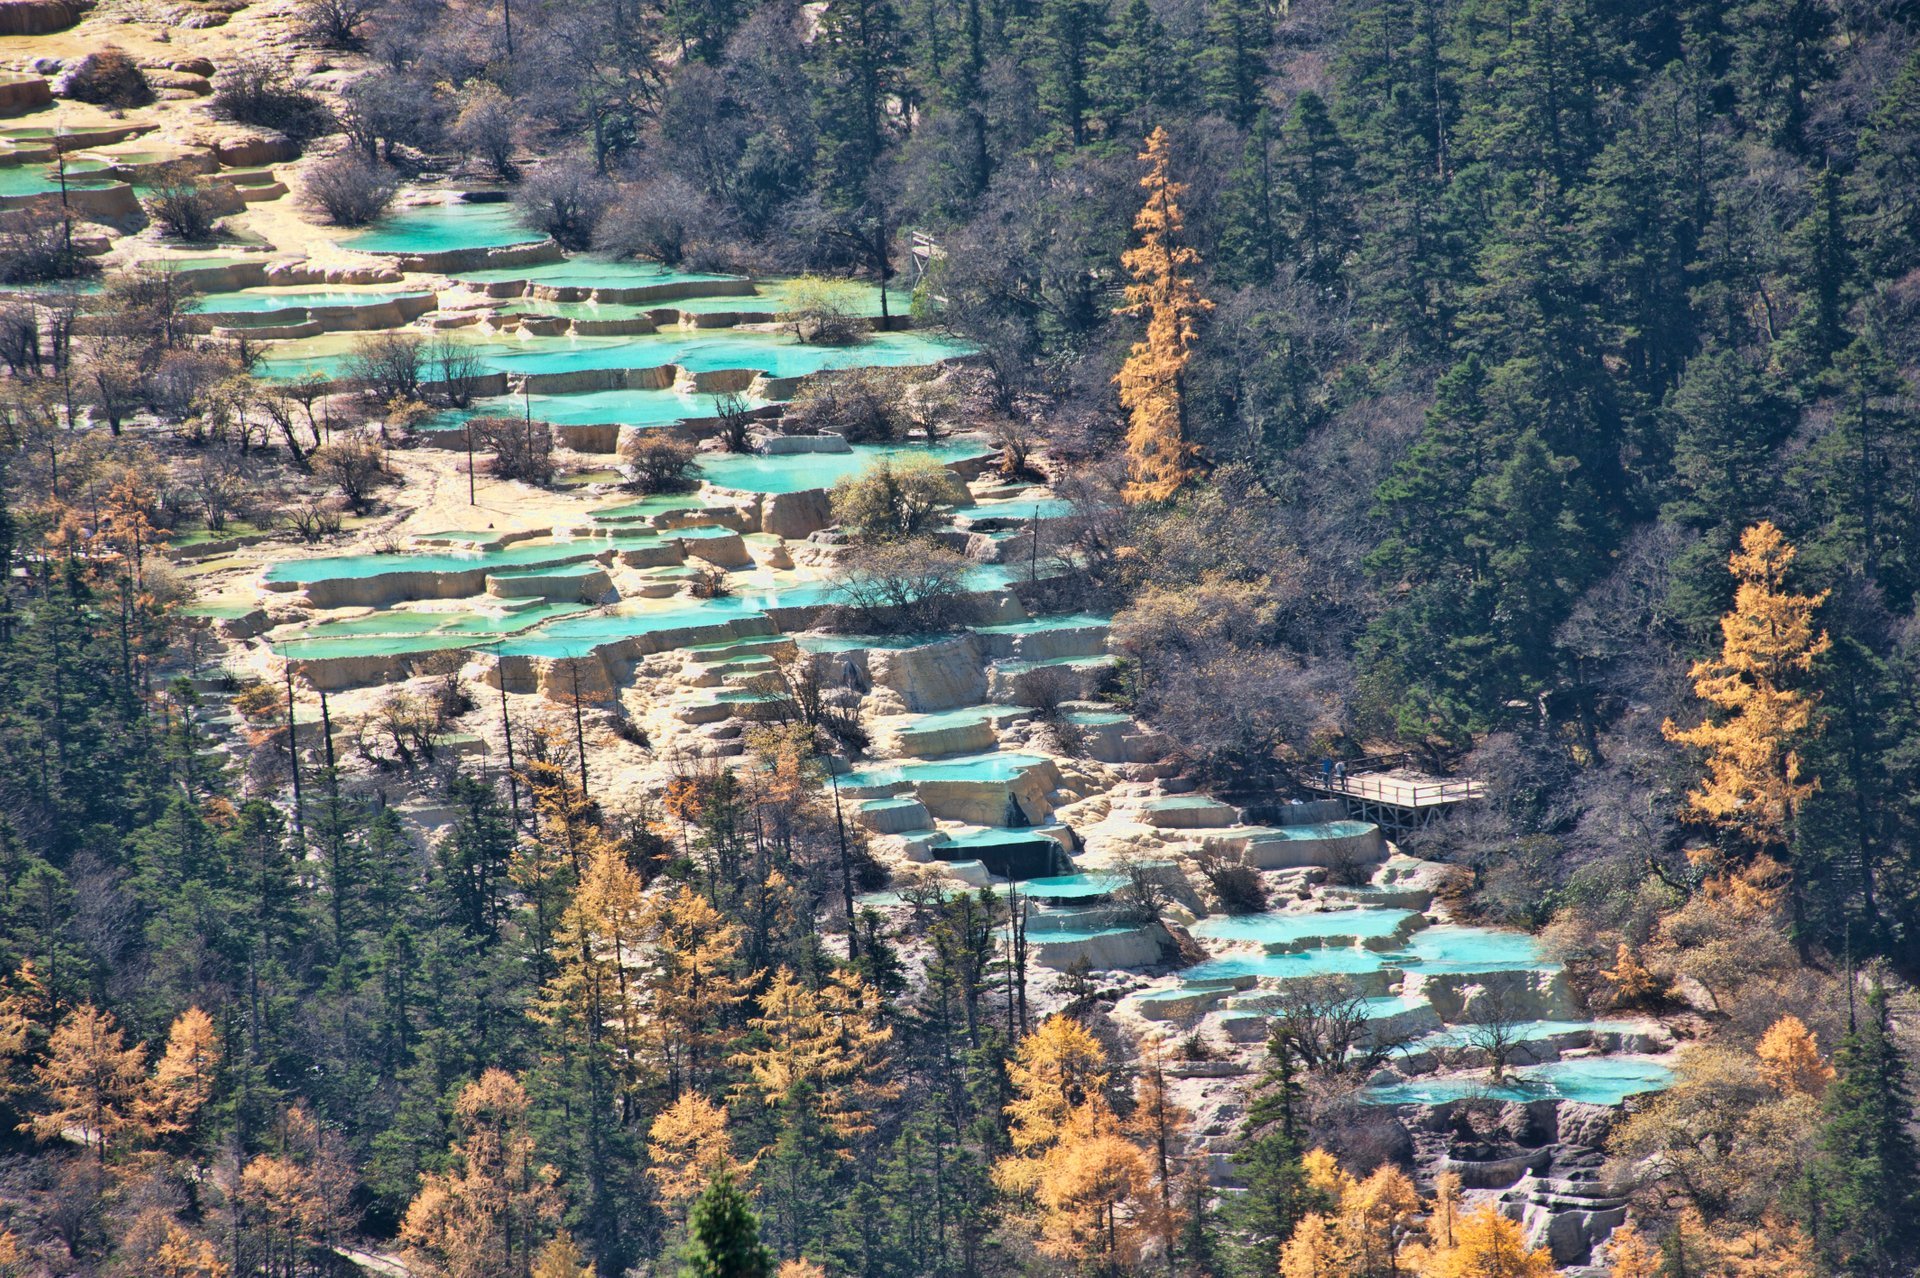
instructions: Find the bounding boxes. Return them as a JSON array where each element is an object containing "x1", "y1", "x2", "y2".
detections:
[
  {"x1": 1811, "y1": 981, "x2": 1920, "y2": 1277},
  {"x1": 1115, "y1": 127, "x2": 1214, "y2": 503},
  {"x1": 680, "y1": 1171, "x2": 773, "y2": 1278},
  {"x1": 1199, "y1": 0, "x2": 1267, "y2": 128}
]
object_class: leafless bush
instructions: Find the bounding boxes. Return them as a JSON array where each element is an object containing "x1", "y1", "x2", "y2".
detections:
[
  {"x1": 312, "y1": 436, "x2": 387, "y2": 511},
  {"x1": 451, "y1": 84, "x2": 517, "y2": 179},
  {"x1": 298, "y1": 0, "x2": 380, "y2": 47},
  {"x1": 302, "y1": 154, "x2": 398, "y2": 227},
  {"x1": 211, "y1": 58, "x2": 331, "y2": 140},
  {"x1": 513, "y1": 154, "x2": 614, "y2": 250},
  {"x1": 782, "y1": 367, "x2": 903, "y2": 442},
  {"x1": 286, "y1": 497, "x2": 345, "y2": 543},
  {"x1": 620, "y1": 432, "x2": 698, "y2": 493},
  {"x1": 54, "y1": 48, "x2": 152, "y2": 107},
  {"x1": 469, "y1": 416, "x2": 555, "y2": 485},
  {"x1": 426, "y1": 335, "x2": 487, "y2": 407},
  {"x1": 1192, "y1": 845, "x2": 1269, "y2": 914},
  {"x1": 0, "y1": 207, "x2": 88, "y2": 285},
  {"x1": 686, "y1": 565, "x2": 731, "y2": 599},
  {"x1": 1274, "y1": 975, "x2": 1407, "y2": 1076},
  {"x1": 344, "y1": 331, "x2": 423, "y2": 402},
  {"x1": 595, "y1": 174, "x2": 726, "y2": 265},
  {"x1": 828, "y1": 538, "x2": 976, "y2": 633},
  {"x1": 143, "y1": 166, "x2": 223, "y2": 241}
]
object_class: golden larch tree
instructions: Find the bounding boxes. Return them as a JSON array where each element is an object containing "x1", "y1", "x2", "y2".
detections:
[
  {"x1": 1281, "y1": 1150, "x2": 1420, "y2": 1278},
  {"x1": 644, "y1": 884, "x2": 755, "y2": 1095},
  {"x1": 531, "y1": 1231, "x2": 596, "y2": 1278},
  {"x1": 647, "y1": 1091, "x2": 740, "y2": 1208},
  {"x1": 153, "y1": 1220, "x2": 227, "y2": 1278},
  {"x1": 30, "y1": 1002, "x2": 149, "y2": 1159},
  {"x1": 1601, "y1": 1222, "x2": 1661, "y2": 1278},
  {"x1": 1416, "y1": 1205, "x2": 1555, "y2": 1278},
  {"x1": 146, "y1": 1006, "x2": 221, "y2": 1138},
  {"x1": 1663, "y1": 522, "x2": 1830, "y2": 852},
  {"x1": 1755, "y1": 1015, "x2": 1835, "y2": 1098},
  {"x1": 995, "y1": 1017, "x2": 1150, "y2": 1271},
  {"x1": 1115, "y1": 126, "x2": 1213, "y2": 504},
  {"x1": 733, "y1": 966, "x2": 895, "y2": 1143},
  {"x1": 401, "y1": 1069, "x2": 561, "y2": 1278}
]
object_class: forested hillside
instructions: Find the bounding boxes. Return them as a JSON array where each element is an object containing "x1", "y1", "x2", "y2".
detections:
[{"x1": 0, "y1": 0, "x2": 1917, "y2": 1273}]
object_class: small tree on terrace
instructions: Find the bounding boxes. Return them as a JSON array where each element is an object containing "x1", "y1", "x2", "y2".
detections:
[
  {"x1": 829, "y1": 454, "x2": 964, "y2": 540},
  {"x1": 1115, "y1": 127, "x2": 1212, "y2": 504}
]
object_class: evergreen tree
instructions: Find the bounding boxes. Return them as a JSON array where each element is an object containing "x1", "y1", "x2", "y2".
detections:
[
  {"x1": 1812, "y1": 981, "x2": 1920, "y2": 1277},
  {"x1": 680, "y1": 1171, "x2": 773, "y2": 1278}
]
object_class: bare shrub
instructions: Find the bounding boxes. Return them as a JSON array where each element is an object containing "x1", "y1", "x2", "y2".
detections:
[
  {"x1": 513, "y1": 154, "x2": 614, "y2": 250},
  {"x1": 344, "y1": 331, "x2": 424, "y2": 402},
  {"x1": 782, "y1": 367, "x2": 902, "y2": 442},
  {"x1": 0, "y1": 207, "x2": 88, "y2": 285},
  {"x1": 312, "y1": 436, "x2": 387, "y2": 510},
  {"x1": 426, "y1": 335, "x2": 487, "y2": 407},
  {"x1": 211, "y1": 58, "x2": 331, "y2": 141},
  {"x1": 595, "y1": 174, "x2": 724, "y2": 265},
  {"x1": 451, "y1": 84, "x2": 517, "y2": 179},
  {"x1": 711, "y1": 391, "x2": 755, "y2": 453},
  {"x1": 829, "y1": 538, "x2": 976, "y2": 633},
  {"x1": 54, "y1": 48, "x2": 152, "y2": 108},
  {"x1": 298, "y1": 0, "x2": 381, "y2": 47},
  {"x1": 470, "y1": 416, "x2": 555, "y2": 485},
  {"x1": 1192, "y1": 846, "x2": 1269, "y2": 914},
  {"x1": 336, "y1": 72, "x2": 444, "y2": 163},
  {"x1": 620, "y1": 432, "x2": 698, "y2": 494},
  {"x1": 302, "y1": 154, "x2": 398, "y2": 227},
  {"x1": 143, "y1": 165, "x2": 223, "y2": 241}
]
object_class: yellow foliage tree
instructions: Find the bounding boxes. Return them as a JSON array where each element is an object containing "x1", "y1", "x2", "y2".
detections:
[
  {"x1": 30, "y1": 1002, "x2": 149, "y2": 1159},
  {"x1": 401, "y1": 1069, "x2": 561, "y2": 1278},
  {"x1": 1417, "y1": 1205, "x2": 1555, "y2": 1278},
  {"x1": 644, "y1": 884, "x2": 755, "y2": 1094},
  {"x1": 1663, "y1": 522, "x2": 1830, "y2": 852},
  {"x1": 146, "y1": 1005, "x2": 221, "y2": 1138},
  {"x1": 1281, "y1": 1213, "x2": 1357, "y2": 1278},
  {"x1": 1282, "y1": 1151, "x2": 1419, "y2": 1278},
  {"x1": 540, "y1": 837, "x2": 652, "y2": 1108},
  {"x1": 1125, "y1": 1043, "x2": 1191, "y2": 1274},
  {"x1": 647, "y1": 1091, "x2": 739, "y2": 1208},
  {"x1": 1114, "y1": 126, "x2": 1213, "y2": 504},
  {"x1": 154, "y1": 1220, "x2": 227, "y2": 1278},
  {"x1": 531, "y1": 1230, "x2": 597, "y2": 1278},
  {"x1": 999, "y1": 1015, "x2": 1112, "y2": 1175},
  {"x1": 1599, "y1": 944, "x2": 1669, "y2": 1009},
  {"x1": 1602, "y1": 1222, "x2": 1661, "y2": 1278},
  {"x1": 1428, "y1": 1172, "x2": 1463, "y2": 1253},
  {"x1": 1709, "y1": 1213, "x2": 1816, "y2": 1278},
  {"x1": 733, "y1": 966, "x2": 895, "y2": 1143},
  {"x1": 240, "y1": 1155, "x2": 320, "y2": 1277},
  {"x1": 777, "y1": 1262, "x2": 828, "y2": 1278},
  {"x1": 995, "y1": 1017, "x2": 1151, "y2": 1271},
  {"x1": 1754, "y1": 1016, "x2": 1834, "y2": 1098}
]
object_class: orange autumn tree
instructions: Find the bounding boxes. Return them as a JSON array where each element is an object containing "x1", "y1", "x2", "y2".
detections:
[
  {"x1": 1755, "y1": 1015, "x2": 1835, "y2": 1098},
  {"x1": 1115, "y1": 127, "x2": 1213, "y2": 504},
  {"x1": 1663, "y1": 522, "x2": 1829, "y2": 855},
  {"x1": 30, "y1": 1002, "x2": 149, "y2": 1160},
  {"x1": 994, "y1": 1016, "x2": 1149, "y2": 1270},
  {"x1": 401, "y1": 1069, "x2": 561, "y2": 1278}
]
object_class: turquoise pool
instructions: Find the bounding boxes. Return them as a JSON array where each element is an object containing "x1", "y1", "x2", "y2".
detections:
[
  {"x1": 341, "y1": 201, "x2": 545, "y2": 254},
  {"x1": 840, "y1": 751, "x2": 1051, "y2": 787},
  {"x1": 1190, "y1": 906, "x2": 1418, "y2": 947},
  {"x1": 698, "y1": 442, "x2": 990, "y2": 494},
  {"x1": 1365, "y1": 1058, "x2": 1677, "y2": 1106}
]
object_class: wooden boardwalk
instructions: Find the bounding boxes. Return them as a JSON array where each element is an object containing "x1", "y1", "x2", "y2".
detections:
[{"x1": 1299, "y1": 757, "x2": 1484, "y2": 831}]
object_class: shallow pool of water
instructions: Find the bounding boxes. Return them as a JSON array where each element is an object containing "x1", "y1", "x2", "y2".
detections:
[
  {"x1": 1019, "y1": 872, "x2": 1127, "y2": 900},
  {"x1": 698, "y1": 441, "x2": 990, "y2": 494},
  {"x1": 840, "y1": 751, "x2": 1051, "y2": 787},
  {"x1": 341, "y1": 201, "x2": 545, "y2": 254},
  {"x1": 1388, "y1": 925, "x2": 1550, "y2": 974},
  {"x1": 192, "y1": 289, "x2": 432, "y2": 314},
  {"x1": 265, "y1": 540, "x2": 596, "y2": 584},
  {"x1": 1190, "y1": 906, "x2": 1417, "y2": 947},
  {"x1": 1365, "y1": 1057, "x2": 1677, "y2": 1106}
]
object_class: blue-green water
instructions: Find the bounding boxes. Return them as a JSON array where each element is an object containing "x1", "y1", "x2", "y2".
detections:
[
  {"x1": 265, "y1": 541, "x2": 596, "y2": 584},
  {"x1": 698, "y1": 442, "x2": 989, "y2": 494},
  {"x1": 192, "y1": 289, "x2": 433, "y2": 314},
  {"x1": 424, "y1": 387, "x2": 758, "y2": 433},
  {"x1": 341, "y1": 201, "x2": 545, "y2": 254},
  {"x1": 1365, "y1": 1058, "x2": 1677, "y2": 1106},
  {"x1": 1190, "y1": 907, "x2": 1417, "y2": 947},
  {"x1": 1392, "y1": 925, "x2": 1550, "y2": 974},
  {"x1": 455, "y1": 258, "x2": 743, "y2": 288},
  {"x1": 840, "y1": 751, "x2": 1050, "y2": 787},
  {"x1": 254, "y1": 327, "x2": 976, "y2": 383},
  {"x1": 1019, "y1": 873, "x2": 1126, "y2": 900}
]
